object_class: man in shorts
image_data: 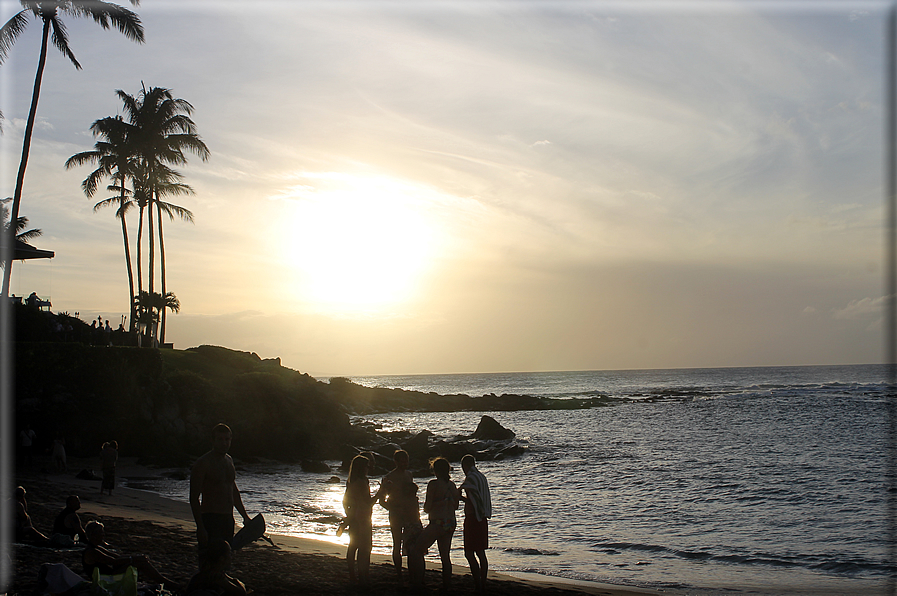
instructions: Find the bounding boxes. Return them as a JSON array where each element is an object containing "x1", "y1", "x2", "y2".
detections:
[
  {"x1": 460, "y1": 454, "x2": 492, "y2": 594},
  {"x1": 190, "y1": 424, "x2": 251, "y2": 562},
  {"x1": 378, "y1": 449, "x2": 416, "y2": 580}
]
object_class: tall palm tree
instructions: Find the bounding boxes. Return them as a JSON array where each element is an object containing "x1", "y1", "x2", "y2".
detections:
[
  {"x1": 117, "y1": 85, "x2": 208, "y2": 342},
  {"x1": 0, "y1": 1, "x2": 144, "y2": 298},
  {"x1": 65, "y1": 115, "x2": 139, "y2": 329},
  {"x1": 154, "y1": 186, "x2": 193, "y2": 345}
]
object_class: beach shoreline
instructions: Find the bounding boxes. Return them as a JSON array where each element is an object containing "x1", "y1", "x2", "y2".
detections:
[{"x1": 10, "y1": 456, "x2": 663, "y2": 596}]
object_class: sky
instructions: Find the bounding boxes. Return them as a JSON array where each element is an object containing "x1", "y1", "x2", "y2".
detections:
[{"x1": 0, "y1": 0, "x2": 889, "y2": 377}]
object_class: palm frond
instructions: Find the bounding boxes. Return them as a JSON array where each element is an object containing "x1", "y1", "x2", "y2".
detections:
[
  {"x1": 49, "y1": 16, "x2": 81, "y2": 69},
  {"x1": 0, "y1": 10, "x2": 30, "y2": 65}
]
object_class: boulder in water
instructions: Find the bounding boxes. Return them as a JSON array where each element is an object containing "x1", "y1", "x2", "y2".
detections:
[{"x1": 472, "y1": 415, "x2": 515, "y2": 440}]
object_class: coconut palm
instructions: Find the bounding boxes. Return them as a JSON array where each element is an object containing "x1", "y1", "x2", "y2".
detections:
[
  {"x1": 0, "y1": 197, "x2": 42, "y2": 270},
  {"x1": 133, "y1": 289, "x2": 178, "y2": 346},
  {"x1": 117, "y1": 85, "x2": 207, "y2": 341},
  {"x1": 65, "y1": 115, "x2": 139, "y2": 329},
  {"x1": 0, "y1": 0, "x2": 144, "y2": 297}
]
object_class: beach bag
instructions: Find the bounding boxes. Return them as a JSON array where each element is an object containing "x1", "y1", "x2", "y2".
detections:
[{"x1": 91, "y1": 565, "x2": 138, "y2": 596}]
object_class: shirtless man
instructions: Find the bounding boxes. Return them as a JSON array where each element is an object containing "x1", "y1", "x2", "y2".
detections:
[
  {"x1": 190, "y1": 424, "x2": 250, "y2": 557},
  {"x1": 378, "y1": 449, "x2": 416, "y2": 580}
]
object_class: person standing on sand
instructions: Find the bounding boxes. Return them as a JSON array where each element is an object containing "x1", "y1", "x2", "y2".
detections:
[
  {"x1": 343, "y1": 454, "x2": 384, "y2": 585},
  {"x1": 190, "y1": 423, "x2": 251, "y2": 561},
  {"x1": 100, "y1": 440, "x2": 118, "y2": 496},
  {"x1": 410, "y1": 457, "x2": 459, "y2": 590},
  {"x1": 379, "y1": 449, "x2": 416, "y2": 581},
  {"x1": 460, "y1": 454, "x2": 492, "y2": 594}
]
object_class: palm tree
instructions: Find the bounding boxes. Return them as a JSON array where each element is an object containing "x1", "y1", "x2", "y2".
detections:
[
  {"x1": 0, "y1": 1, "x2": 144, "y2": 298},
  {"x1": 65, "y1": 115, "x2": 139, "y2": 329},
  {"x1": 117, "y1": 85, "x2": 208, "y2": 342},
  {"x1": 0, "y1": 197, "x2": 42, "y2": 270},
  {"x1": 133, "y1": 289, "x2": 178, "y2": 346}
]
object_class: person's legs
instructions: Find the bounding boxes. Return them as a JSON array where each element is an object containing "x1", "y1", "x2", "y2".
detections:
[
  {"x1": 436, "y1": 531, "x2": 454, "y2": 589},
  {"x1": 346, "y1": 540, "x2": 358, "y2": 583},
  {"x1": 410, "y1": 523, "x2": 441, "y2": 586},
  {"x1": 389, "y1": 518, "x2": 404, "y2": 577},
  {"x1": 475, "y1": 549, "x2": 488, "y2": 592}
]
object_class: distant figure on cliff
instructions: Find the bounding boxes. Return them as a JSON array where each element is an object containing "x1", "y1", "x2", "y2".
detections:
[
  {"x1": 343, "y1": 454, "x2": 384, "y2": 585},
  {"x1": 100, "y1": 441, "x2": 118, "y2": 496},
  {"x1": 460, "y1": 454, "x2": 492, "y2": 594},
  {"x1": 410, "y1": 457, "x2": 459, "y2": 589},
  {"x1": 379, "y1": 449, "x2": 416, "y2": 581},
  {"x1": 190, "y1": 423, "x2": 251, "y2": 563}
]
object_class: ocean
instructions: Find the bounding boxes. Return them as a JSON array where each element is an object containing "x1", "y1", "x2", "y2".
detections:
[{"x1": 130, "y1": 364, "x2": 895, "y2": 595}]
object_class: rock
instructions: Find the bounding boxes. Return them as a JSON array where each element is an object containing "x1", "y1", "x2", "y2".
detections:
[
  {"x1": 76, "y1": 469, "x2": 101, "y2": 481},
  {"x1": 472, "y1": 415, "x2": 515, "y2": 440},
  {"x1": 401, "y1": 430, "x2": 434, "y2": 460},
  {"x1": 325, "y1": 476, "x2": 342, "y2": 484},
  {"x1": 301, "y1": 460, "x2": 331, "y2": 474}
]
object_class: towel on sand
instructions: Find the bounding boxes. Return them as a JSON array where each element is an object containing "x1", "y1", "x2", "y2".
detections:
[{"x1": 460, "y1": 465, "x2": 492, "y2": 522}]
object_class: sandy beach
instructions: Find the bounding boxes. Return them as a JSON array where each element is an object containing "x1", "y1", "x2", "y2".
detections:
[{"x1": 10, "y1": 456, "x2": 663, "y2": 596}]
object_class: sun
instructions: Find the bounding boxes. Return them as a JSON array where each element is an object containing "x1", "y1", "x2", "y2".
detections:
[{"x1": 278, "y1": 172, "x2": 441, "y2": 313}]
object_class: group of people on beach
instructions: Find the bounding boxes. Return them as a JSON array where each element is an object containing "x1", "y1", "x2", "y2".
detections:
[
  {"x1": 188, "y1": 422, "x2": 493, "y2": 593},
  {"x1": 342, "y1": 449, "x2": 492, "y2": 591}
]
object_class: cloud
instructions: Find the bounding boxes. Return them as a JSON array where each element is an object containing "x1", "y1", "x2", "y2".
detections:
[{"x1": 831, "y1": 295, "x2": 892, "y2": 321}]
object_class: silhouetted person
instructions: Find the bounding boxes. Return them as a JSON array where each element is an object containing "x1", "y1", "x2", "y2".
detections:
[
  {"x1": 15, "y1": 486, "x2": 48, "y2": 543},
  {"x1": 100, "y1": 441, "x2": 118, "y2": 495},
  {"x1": 460, "y1": 454, "x2": 492, "y2": 594},
  {"x1": 343, "y1": 454, "x2": 384, "y2": 585},
  {"x1": 82, "y1": 520, "x2": 173, "y2": 586},
  {"x1": 186, "y1": 539, "x2": 246, "y2": 596},
  {"x1": 52, "y1": 495, "x2": 86, "y2": 543},
  {"x1": 379, "y1": 449, "x2": 416, "y2": 581},
  {"x1": 18, "y1": 424, "x2": 36, "y2": 467},
  {"x1": 410, "y1": 457, "x2": 459, "y2": 589},
  {"x1": 190, "y1": 424, "x2": 250, "y2": 563}
]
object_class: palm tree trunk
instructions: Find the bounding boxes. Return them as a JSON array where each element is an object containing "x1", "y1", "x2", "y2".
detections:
[
  {"x1": 148, "y1": 189, "x2": 156, "y2": 340},
  {"x1": 120, "y1": 208, "x2": 136, "y2": 333},
  {"x1": 136, "y1": 203, "x2": 144, "y2": 296},
  {"x1": 2, "y1": 17, "x2": 50, "y2": 298},
  {"x1": 158, "y1": 201, "x2": 167, "y2": 345}
]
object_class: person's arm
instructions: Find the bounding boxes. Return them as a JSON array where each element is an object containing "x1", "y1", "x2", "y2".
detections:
[
  {"x1": 423, "y1": 480, "x2": 436, "y2": 514},
  {"x1": 190, "y1": 458, "x2": 207, "y2": 545},
  {"x1": 232, "y1": 481, "x2": 249, "y2": 523}
]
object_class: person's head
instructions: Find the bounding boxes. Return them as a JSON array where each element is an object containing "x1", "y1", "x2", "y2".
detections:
[
  {"x1": 431, "y1": 457, "x2": 450, "y2": 481},
  {"x1": 212, "y1": 423, "x2": 232, "y2": 454},
  {"x1": 108, "y1": 440, "x2": 118, "y2": 450},
  {"x1": 15, "y1": 486, "x2": 25, "y2": 501},
  {"x1": 85, "y1": 520, "x2": 105, "y2": 544},
  {"x1": 205, "y1": 539, "x2": 232, "y2": 572},
  {"x1": 66, "y1": 495, "x2": 80, "y2": 510},
  {"x1": 461, "y1": 454, "x2": 476, "y2": 474},
  {"x1": 393, "y1": 449, "x2": 409, "y2": 469},
  {"x1": 348, "y1": 454, "x2": 369, "y2": 482}
]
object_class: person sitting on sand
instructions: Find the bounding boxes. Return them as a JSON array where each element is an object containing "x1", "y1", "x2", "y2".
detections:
[
  {"x1": 378, "y1": 449, "x2": 416, "y2": 580},
  {"x1": 410, "y1": 457, "x2": 459, "y2": 589},
  {"x1": 460, "y1": 454, "x2": 492, "y2": 594},
  {"x1": 100, "y1": 441, "x2": 118, "y2": 496},
  {"x1": 52, "y1": 495, "x2": 86, "y2": 543},
  {"x1": 82, "y1": 520, "x2": 174, "y2": 586},
  {"x1": 186, "y1": 539, "x2": 246, "y2": 596},
  {"x1": 15, "y1": 486, "x2": 48, "y2": 544},
  {"x1": 343, "y1": 454, "x2": 384, "y2": 585}
]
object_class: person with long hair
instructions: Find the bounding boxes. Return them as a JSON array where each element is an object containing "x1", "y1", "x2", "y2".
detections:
[
  {"x1": 379, "y1": 449, "x2": 417, "y2": 581},
  {"x1": 410, "y1": 457, "x2": 459, "y2": 589},
  {"x1": 343, "y1": 454, "x2": 383, "y2": 584}
]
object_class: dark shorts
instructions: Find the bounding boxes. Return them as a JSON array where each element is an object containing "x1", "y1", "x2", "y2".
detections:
[
  {"x1": 463, "y1": 516, "x2": 488, "y2": 552},
  {"x1": 202, "y1": 512, "x2": 235, "y2": 545},
  {"x1": 102, "y1": 467, "x2": 115, "y2": 490}
]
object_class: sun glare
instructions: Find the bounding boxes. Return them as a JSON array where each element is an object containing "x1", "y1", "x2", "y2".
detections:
[{"x1": 277, "y1": 172, "x2": 441, "y2": 314}]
